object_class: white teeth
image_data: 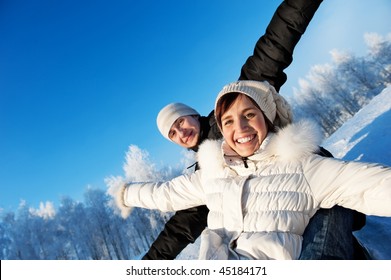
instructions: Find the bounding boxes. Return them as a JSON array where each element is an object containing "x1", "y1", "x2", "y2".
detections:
[{"x1": 237, "y1": 135, "x2": 253, "y2": 143}]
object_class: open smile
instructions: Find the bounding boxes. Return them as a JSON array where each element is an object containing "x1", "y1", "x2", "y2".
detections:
[
  {"x1": 183, "y1": 131, "x2": 194, "y2": 143},
  {"x1": 236, "y1": 134, "x2": 255, "y2": 144}
]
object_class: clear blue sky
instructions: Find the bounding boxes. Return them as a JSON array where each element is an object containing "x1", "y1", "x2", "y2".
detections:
[{"x1": 1, "y1": 0, "x2": 390, "y2": 211}]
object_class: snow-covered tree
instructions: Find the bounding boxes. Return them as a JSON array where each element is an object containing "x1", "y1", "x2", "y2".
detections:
[{"x1": 291, "y1": 32, "x2": 391, "y2": 136}]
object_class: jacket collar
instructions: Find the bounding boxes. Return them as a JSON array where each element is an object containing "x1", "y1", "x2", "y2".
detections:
[
  {"x1": 197, "y1": 120, "x2": 323, "y2": 177},
  {"x1": 222, "y1": 134, "x2": 274, "y2": 167}
]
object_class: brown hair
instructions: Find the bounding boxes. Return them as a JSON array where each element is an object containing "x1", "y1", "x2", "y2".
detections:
[{"x1": 215, "y1": 92, "x2": 276, "y2": 133}]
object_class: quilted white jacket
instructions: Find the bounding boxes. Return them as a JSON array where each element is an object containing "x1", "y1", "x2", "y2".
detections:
[{"x1": 123, "y1": 120, "x2": 391, "y2": 259}]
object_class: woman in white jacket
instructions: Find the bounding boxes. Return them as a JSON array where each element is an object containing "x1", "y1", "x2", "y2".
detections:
[{"x1": 113, "y1": 80, "x2": 391, "y2": 260}]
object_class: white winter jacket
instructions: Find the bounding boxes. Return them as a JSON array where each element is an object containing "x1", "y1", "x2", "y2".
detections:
[{"x1": 123, "y1": 120, "x2": 391, "y2": 260}]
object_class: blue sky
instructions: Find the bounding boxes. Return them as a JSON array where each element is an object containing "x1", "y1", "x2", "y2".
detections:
[{"x1": 1, "y1": 0, "x2": 390, "y2": 211}]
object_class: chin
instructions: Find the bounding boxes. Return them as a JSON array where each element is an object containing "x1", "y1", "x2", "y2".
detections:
[
  {"x1": 241, "y1": 152, "x2": 252, "y2": 157},
  {"x1": 241, "y1": 148, "x2": 257, "y2": 157}
]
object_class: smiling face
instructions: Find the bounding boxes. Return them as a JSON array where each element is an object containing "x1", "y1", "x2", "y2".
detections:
[
  {"x1": 219, "y1": 94, "x2": 268, "y2": 157},
  {"x1": 168, "y1": 115, "x2": 201, "y2": 148}
]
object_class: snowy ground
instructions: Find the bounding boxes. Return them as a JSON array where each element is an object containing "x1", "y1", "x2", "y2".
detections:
[
  {"x1": 323, "y1": 86, "x2": 391, "y2": 260},
  {"x1": 177, "y1": 85, "x2": 391, "y2": 260}
]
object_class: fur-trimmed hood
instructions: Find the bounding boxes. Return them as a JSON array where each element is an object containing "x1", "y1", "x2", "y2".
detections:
[{"x1": 197, "y1": 120, "x2": 323, "y2": 178}]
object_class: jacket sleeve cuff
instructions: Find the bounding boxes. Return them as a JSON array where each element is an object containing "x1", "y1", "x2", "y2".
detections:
[{"x1": 116, "y1": 184, "x2": 133, "y2": 219}]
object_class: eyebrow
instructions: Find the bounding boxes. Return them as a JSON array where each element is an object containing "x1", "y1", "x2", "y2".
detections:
[
  {"x1": 171, "y1": 117, "x2": 182, "y2": 128},
  {"x1": 221, "y1": 107, "x2": 255, "y2": 121}
]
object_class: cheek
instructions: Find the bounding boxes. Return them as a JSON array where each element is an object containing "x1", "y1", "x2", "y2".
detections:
[
  {"x1": 187, "y1": 118, "x2": 198, "y2": 130},
  {"x1": 221, "y1": 128, "x2": 231, "y2": 140},
  {"x1": 172, "y1": 139, "x2": 182, "y2": 146},
  {"x1": 194, "y1": 120, "x2": 201, "y2": 133},
  {"x1": 255, "y1": 118, "x2": 267, "y2": 133}
]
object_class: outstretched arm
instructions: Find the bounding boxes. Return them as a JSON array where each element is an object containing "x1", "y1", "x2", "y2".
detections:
[
  {"x1": 307, "y1": 156, "x2": 391, "y2": 216},
  {"x1": 123, "y1": 173, "x2": 205, "y2": 212},
  {"x1": 239, "y1": 0, "x2": 323, "y2": 92}
]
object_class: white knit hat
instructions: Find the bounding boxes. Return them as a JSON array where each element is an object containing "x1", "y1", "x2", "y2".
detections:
[
  {"x1": 215, "y1": 80, "x2": 293, "y2": 128},
  {"x1": 157, "y1": 102, "x2": 200, "y2": 141}
]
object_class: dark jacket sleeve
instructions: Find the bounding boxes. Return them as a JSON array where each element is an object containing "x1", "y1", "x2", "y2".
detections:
[
  {"x1": 142, "y1": 206, "x2": 209, "y2": 260},
  {"x1": 239, "y1": 0, "x2": 323, "y2": 92}
]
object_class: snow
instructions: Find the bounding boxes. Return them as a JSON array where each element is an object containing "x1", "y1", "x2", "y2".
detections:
[
  {"x1": 323, "y1": 86, "x2": 391, "y2": 260},
  {"x1": 177, "y1": 86, "x2": 391, "y2": 260},
  {"x1": 323, "y1": 86, "x2": 391, "y2": 162}
]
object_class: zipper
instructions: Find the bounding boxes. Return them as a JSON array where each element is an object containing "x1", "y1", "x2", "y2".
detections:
[
  {"x1": 242, "y1": 157, "x2": 249, "y2": 168},
  {"x1": 224, "y1": 154, "x2": 250, "y2": 168}
]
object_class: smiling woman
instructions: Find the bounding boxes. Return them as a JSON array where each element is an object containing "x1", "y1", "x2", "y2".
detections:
[{"x1": 218, "y1": 93, "x2": 269, "y2": 158}]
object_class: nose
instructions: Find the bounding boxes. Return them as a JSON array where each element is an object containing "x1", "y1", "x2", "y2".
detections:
[
  {"x1": 235, "y1": 118, "x2": 249, "y2": 131},
  {"x1": 177, "y1": 127, "x2": 186, "y2": 137}
]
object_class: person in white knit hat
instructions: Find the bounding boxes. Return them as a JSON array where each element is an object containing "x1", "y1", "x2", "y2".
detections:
[
  {"x1": 112, "y1": 79, "x2": 391, "y2": 260},
  {"x1": 156, "y1": 102, "x2": 201, "y2": 148}
]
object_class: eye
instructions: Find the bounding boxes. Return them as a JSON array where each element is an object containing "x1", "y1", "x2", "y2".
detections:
[
  {"x1": 168, "y1": 130, "x2": 176, "y2": 139},
  {"x1": 246, "y1": 112, "x2": 255, "y2": 119},
  {"x1": 223, "y1": 119, "x2": 233, "y2": 126},
  {"x1": 178, "y1": 118, "x2": 184, "y2": 126}
]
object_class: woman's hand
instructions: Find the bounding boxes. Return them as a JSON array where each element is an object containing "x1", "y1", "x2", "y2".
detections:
[{"x1": 106, "y1": 176, "x2": 133, "y2": 218}]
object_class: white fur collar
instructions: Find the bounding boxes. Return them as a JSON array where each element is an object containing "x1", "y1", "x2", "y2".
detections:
[
  {"x1": 264, "y1": 120, "x2": 323, "y2": 160},
  {"x1": 196, "y1": 138, "x2": 226, "y2": 178},
  {"x1": 197, "y1": 120, "x2": 322, "y2": 178}
]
